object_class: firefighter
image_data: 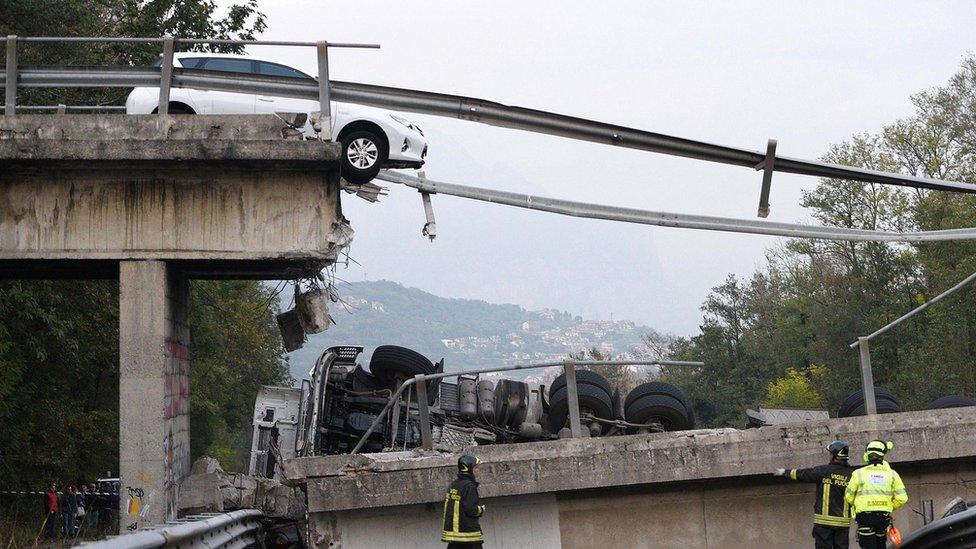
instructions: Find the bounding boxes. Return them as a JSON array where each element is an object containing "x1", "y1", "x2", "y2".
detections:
[
  {"x1": 773, "y1": 440, "x2": 856, "y2": 548},
  {"x1": 442, "y1": 454, "x2": 485, "y2": 548},
  {"x1": 844, "y1": 440, "x2": 907, "y2": 549}
]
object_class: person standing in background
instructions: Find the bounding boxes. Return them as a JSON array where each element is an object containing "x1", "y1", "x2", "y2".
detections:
[{"x1": 43, "y1": 483, "x2": 59, "y2": 540}]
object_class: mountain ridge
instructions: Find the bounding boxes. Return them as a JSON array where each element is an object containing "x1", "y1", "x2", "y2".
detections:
[{"x1": 286, "y1": 280, "x2": 656, "y2": 379}]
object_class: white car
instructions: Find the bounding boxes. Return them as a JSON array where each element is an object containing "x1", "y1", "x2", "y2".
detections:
[{"x1": 125, "y1": 53, "x2": 427, "y2": 183}]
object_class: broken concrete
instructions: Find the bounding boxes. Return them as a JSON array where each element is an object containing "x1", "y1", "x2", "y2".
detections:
[{"x1": 179, "y1": 457, "x2": 305, "y2": 520}]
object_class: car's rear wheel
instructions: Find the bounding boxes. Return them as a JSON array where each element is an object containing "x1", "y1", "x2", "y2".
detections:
[
  {"x1": 151, "y1": 103, "x2": 195, "y2": 115},
  {"x1": 341, "y1": 130, "x2": 388, "y2": 183}
]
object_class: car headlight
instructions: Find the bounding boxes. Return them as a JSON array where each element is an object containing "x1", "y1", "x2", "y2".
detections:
[{"x1": 390, "y1": 114, "x2": 423, "y2": 136}]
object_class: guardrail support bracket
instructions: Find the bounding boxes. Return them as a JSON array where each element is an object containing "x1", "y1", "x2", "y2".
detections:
[
  {"x1": 857, "y1": 337, "x2": 878, "y2": 415},
  {"x1": 316, "y1": 41, "x2": 333, "y2": 141},
  {"x1": 416, "y1": 374, "x2": 433, "y2": 450},
  {"x1": 418, "y1": 172, "x2": 437, "y2": 241},
  {"x1": 756, "y1": 139, "x2": 777, "y2": 218},
  {"x1": 564, "y1": 359, "x2": 583, "y2": 438},
  {"x1": 5, "y1": 35, "x2": 17, "y2": 116},
  {"x1": 157, "y1": 36, "x2": 174, "y2": 115}
]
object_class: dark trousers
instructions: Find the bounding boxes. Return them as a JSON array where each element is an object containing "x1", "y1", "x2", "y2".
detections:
[
  {"x1": 855, "y1": 512, "x2": 890, "y2": 549},
  {"x1": 43, "y1": 511, "x2": 57, "y2": 539},
  {"x1": 813, "y1": 524, "x2": 849, "y2": 549},
  {"x1": 447, "y1": 544, "x2": 483, "y2": 549}
]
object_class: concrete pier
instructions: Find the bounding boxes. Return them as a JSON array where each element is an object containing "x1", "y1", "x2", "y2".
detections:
[
  {"x1": 0, "y1": 114, "x2": 344, "y2": 529},
  {"x1": 118, "y1": 261, "x2": 190, "y2": 528}
]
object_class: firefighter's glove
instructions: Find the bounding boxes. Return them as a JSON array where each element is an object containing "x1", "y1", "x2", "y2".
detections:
[{"x1": 773, "y1": 468, "x2": 787, "y2": 477}]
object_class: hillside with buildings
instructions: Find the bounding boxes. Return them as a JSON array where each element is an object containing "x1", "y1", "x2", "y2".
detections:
[{"x1": 287, "y1": 280, "x2": 655, "y2": 378}]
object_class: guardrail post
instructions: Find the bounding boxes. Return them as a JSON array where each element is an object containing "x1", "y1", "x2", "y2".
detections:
[
  {"x1": 157, "y1": 36, "x2": 174, "y2": 115},
  {"x1": 5, "y1": 35, "x2": 17, "y2": 116},
  {"x1": 757, "y1": 139, "x2": 777, "y2": 218},
  {"x1": 857, "y1": 337, "x2": 878, "y2": 415},
  {"x1": 564, "y1": 359, "x2": 582, "y2": 438},
  {"x1": 316, "y1": 40, "x2": 333, "y2": 140},
  {"x1": 415, "y1": 374, "x2": 433, "y2": 450}
]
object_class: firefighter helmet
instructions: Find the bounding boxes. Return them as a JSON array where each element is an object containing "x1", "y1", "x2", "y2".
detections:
[
  {"x1": 826, "y1": 440, "x2": 849, "y2": 460},
  {"x1": 458, "y1": 454, "x2": 481, "y2": 474}
]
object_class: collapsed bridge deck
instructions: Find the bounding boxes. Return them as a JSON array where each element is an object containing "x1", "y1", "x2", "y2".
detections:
[{"x1": 284, "y1": 408, "x2": 976, "y2": 548}]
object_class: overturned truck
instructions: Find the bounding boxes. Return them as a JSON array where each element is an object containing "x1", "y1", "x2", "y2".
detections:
[{"x1": 249, "y1": 345, "x2": 694, "y2": 478}]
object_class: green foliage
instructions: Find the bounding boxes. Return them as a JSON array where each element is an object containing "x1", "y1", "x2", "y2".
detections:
[
  {"x1": 664, "y1": 55, "x2": 976, "y2": 426},
  {"x1": 189, "y1": 281, "x2": 291, "y2": 471},
  {"x1": 0, "y1": 279, "x2": 289, "y2": 491},
  {"x1": 763, "y1": 366, "x2": 824, "y2": 409}
]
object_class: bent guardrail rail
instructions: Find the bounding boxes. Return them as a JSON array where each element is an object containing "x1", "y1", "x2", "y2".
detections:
[{"x1": 80, "y1": 509, "x2": 264, "y2": 549}]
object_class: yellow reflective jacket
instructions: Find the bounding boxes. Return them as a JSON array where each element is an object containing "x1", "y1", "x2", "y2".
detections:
[{"x1": 844, "y1": 461, "x2": 908, "y2": 515}]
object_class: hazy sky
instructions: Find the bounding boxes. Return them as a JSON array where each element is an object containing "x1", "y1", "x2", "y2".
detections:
[{"x1": 238, "y1": 1, "x2": 976, "y2": 335}]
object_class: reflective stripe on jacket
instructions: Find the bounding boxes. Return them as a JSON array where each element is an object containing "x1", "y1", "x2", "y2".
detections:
[
  {"x1": 844, "y1": 461, "x2": 908, "y2": 515},
  {"x1": 441, "y1": 474, "x2": 484, "y2": 543},
  {"x1": 788, "y1": 462, "x2": 856, "y2": 527}
]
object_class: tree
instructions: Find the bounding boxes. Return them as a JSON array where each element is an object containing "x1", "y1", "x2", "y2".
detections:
[
  {"x1": 666, "y1": 55, "x2": 976, "y2": 425},
  {"x1": 763, "y1": 367, "x2": 824, "y2": 409}
]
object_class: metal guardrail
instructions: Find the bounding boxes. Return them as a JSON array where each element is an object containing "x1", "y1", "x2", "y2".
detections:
[
  {"x1": 847, "y1": 270, "x2": 976, "y2": 415},
  {"x1": 80, "y1": 510, "x2": 264, "y2": 549},
  {"x1": 376, "y1": 170, "x2": 976, "y2": 243},
  {"x1": 3, "y1": 35, "x2": 378, "y2": 140},
  {"x1": 3, "y1": 35, "x2": 976, "y2": 200},
  {"x1": 349, "y1": 358, "x2": 704, "y2": 455}
]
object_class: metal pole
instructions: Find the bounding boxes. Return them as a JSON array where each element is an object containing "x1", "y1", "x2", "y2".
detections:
[
  {"x1": 564, "y1": 360, "x2": 582, "y2": 438},
  {"x1": 5, "y1": 35, "x2": 17, "y2": 116},
  {"x1": 415, "y1": 375, "x2": 433, "y2": 450},
  {"x1": 316, "y1": 41, "x2": 332, "y2": 140},
  {"x1": 858, "y1": 337, "x2": 877, "y2": 415},
  {"x1": 157, "y1": 36, "x2": 174, "y2": 115}
]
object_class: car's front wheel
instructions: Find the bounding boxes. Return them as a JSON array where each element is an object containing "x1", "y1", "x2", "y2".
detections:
[{"x1": 340, "y1": 130, "x2": 388, "y2": 183}]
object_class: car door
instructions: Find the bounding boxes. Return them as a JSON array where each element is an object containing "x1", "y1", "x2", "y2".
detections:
[
  {"x1": 254, "y1": 61, "x2": 332, "y2": 125},
  {"x1": 195, "y1": 57, "x2": 257, "y2": 114}
]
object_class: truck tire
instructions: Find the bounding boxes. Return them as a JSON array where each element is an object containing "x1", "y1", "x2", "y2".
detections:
[
  {"x1": 842, "y1": 397, "x2": 903, "y2": 417},
  {"x1": 927, "y1": 395, "x2": 976, "y2": 410},
  {"x1": 547, "y1": 383, "x2": 613, "y2": 433},
  {"x1": 837, "y1": 387, "x2": 898, "y2": 418},
  {"x1": 625, "y1": 393, "x2": 691, "y2": 431},
  {"x1": 624, "y1": 382, "x2": 694, "y2": 427},
  {"x1": 549, "y1": 370, "x2": 613, "y2": 400},
  {"x1": 369, "y1": 345, "x2": 435, "y2": 382}
]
